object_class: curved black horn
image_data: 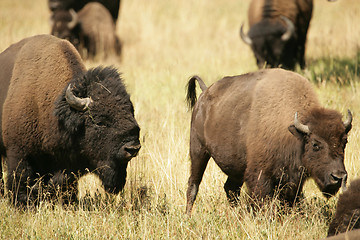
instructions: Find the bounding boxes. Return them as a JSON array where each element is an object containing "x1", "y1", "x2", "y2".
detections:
[
  {"x1": 67, "y1": 9, "x2": 78, "y2": 29},
  {"x1": 344, "y1": 109, "x2": 352, "y2": 132},
  {"x1": 65, "y1": 84, "x2": 92, "y2": 111},
  {"x1": 280, "y1": 16, "x2": 295, "y2": 41},
  {"x1": 240, "y1": 23, "x2": 252, "y2": 45},
  {"x1": 294, "y1": 112, "x2": 310, "y2": 134}
]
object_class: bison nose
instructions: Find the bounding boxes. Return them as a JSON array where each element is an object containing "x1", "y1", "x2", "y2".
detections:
[
  {"x1": 124, "y1": 144, "x2": 141, "y2": 157},
  {"x1": 330, "y1": 171, "x2": 347, "y2": 185}
]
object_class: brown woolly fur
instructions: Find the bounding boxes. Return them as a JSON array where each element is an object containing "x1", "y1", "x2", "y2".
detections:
[
  {"x1": 242, "y1": 0, "x2": 313, "y2": 69},
  {"x1": 186, "y1": 68, "x2": 351, "y2": 215},
  {"x1": 0, "y1": 35, "x2": 140, "y2": 207},
  {"x1": 327, "y1": 179, "x2": 360, "y2": 237},
  {"x1": 48, "y1": 0, "x2": 121, "y2": 24}
]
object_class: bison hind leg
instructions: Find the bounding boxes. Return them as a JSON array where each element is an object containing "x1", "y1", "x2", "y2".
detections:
[
  {"x1": 224, "y1": 177, "x2": 244, "y2": 205},
  {"x1": 186, "y1": 137, "x2": 210, "y2": 215}
]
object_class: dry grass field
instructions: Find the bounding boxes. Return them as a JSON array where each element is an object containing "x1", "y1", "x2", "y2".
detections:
[{"x1": 0, "y1": 0, "x2": 359, "y2": 239}]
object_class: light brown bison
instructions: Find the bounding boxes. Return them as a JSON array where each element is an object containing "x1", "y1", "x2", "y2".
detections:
[
  {"x1": 0, "y1": 35, "x2": 140, "y2": 207},
  {"x1": 48, "y1": 0, "x2": 121, "y2": 24},
  {"x1": 324, "y1": 229, "x2": 360, "y2": 240},
  {"x1": 240, "y1": 0, "x2": 336, "y2": 70},
  {"x1": 327, "y1": 179, "x2": 360, "y2": 237},
  {"x1": 51, "y1": 2, "x2": 121, "y2": 59},
  {"x1": 185, "y1": 68, "x2": 352, "y2": 215}
]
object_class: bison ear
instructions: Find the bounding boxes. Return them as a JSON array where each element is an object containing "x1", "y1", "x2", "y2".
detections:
[{"x1": 288, "y1": 125, "x2": 306, "y2": 140}]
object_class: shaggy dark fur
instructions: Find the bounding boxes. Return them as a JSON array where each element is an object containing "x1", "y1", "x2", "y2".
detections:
[
  {"x1": 241, "y1": 0, "x2": 313, "y2": 69},
  {"x1": 0, "y1": 35, "x2": 140, "y2": 207},
  {"x1": 328, "y1": 179, "x2": 360, "y2": 237},
  {"x1": 51, "y1": 2, "x2": 122, "y2": 59},
  {"x1": 48, "y1": 0, "x2": 121, "y2": 24},
  {"x1": 185, "y1": 69, "x2": 351, "y2": 215}
]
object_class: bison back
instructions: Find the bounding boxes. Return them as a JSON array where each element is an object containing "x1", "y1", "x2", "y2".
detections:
[{"x1": 191, "y1": 68, "x2": 319, "y2": 177}]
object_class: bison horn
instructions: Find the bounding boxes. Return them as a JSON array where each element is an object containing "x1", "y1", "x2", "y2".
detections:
[
  {"x1": 240, "y1": 23, "x2": 252, "y2": 45},
  {"x1": 294, "y1": 112, "x2": 310, "y2": 134},
  {"x1": 280, "y1": 16, "x2": 295, "y2": 41},
  {"x1": 65, "y1": 84, "x2": 93, "y2": 111},
  {"x1": 343, "y1": 109, "x2": 352, "y2": 129},
  {"x1": 67, "y1": 9, "x2": 78, "y2": 29}
]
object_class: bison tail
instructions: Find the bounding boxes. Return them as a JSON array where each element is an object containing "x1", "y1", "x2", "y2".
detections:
[{"x1": 186, "y1": 75, "x2": 207, "y2": 109}]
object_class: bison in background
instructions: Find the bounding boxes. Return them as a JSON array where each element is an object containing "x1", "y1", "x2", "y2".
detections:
[
  {"x1": 185, "y1": 69, "x2": 352, "y2": 215},
  {"x1": 327, "y1": 178, "x2": 360, "y2": 237},
  {"x1": 240, "y1": 0, "x2": 337, "y2": 70},
  {"x1": 51, "y1": 2, "x2": 122, "y2": 59},
  {"x1": 48, "y1": 0, "x2": 121, "y2": 25},
  {"x1": 0, "y1": 35, "x2": 140, "y2": 207},
  {"x1": 324, "y1": 229, "x2": 360, "y2": 240}
]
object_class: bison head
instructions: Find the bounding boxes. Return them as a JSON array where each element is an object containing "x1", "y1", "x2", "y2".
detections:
[
  {"x1": 288, "y1": 109, "x2": 352, "y2": 198},
  {"x1": 55, "y1": 67, "x2": 141, "y2": 194},
  {"x1": 50, "y1": 9, "x2": 80, "y2": 47},
  {"x1": 240, "y1": 16, "x2": 296, "y2": 69}
]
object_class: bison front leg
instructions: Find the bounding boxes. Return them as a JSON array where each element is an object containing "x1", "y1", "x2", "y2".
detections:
[
  {"x1": 245, "y1": 169, "x2": 274, "y2": 205},
  {"x1": 47, "y1": 171, "x2": 78, "y2": 204},
  {"x1": 6, "y1": 152, "x2": 36, "y2": 207},
  {"x1": 186, "y1": 137, "x2": 210, "y2": 215}
]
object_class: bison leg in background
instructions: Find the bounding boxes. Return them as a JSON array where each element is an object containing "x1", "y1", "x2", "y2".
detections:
[
  {"x1": 186, "y1": 136, "x2": 210, "y2": 215},
  {"x1": 224, "y1": 176, "x2": 244, "y2": 205},
  {"x1": 47, "y1": 171, "x2": 78, "y2": 204}
]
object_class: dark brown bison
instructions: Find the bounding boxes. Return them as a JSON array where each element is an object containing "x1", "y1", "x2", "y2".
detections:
[
  {"x1": 51, "y1": 2, "x2": 122, "y2": 59},
  {"x1": 0, "y1": 35, "x2": 140, "y2": 207},
  {"x1": 239, "y1": 0, "x2": 334, "y2": 69},
  {"x1": 327, "y1": 179, "x2": 360, "y2": 237},
  {"x1": 185, "y1": 69, "x2": 352, "y2": 215},
  {"x1": 48, "y1": 0, "x2": 121, "y2": 24}
]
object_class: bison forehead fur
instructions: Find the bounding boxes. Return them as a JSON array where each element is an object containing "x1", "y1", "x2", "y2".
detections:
[
  {"x1": 0, "y1": 35, "x2": 140, "y2": 206},
  {"x1": 185, "y1": 68, "x2": 351, "y2": 215}
]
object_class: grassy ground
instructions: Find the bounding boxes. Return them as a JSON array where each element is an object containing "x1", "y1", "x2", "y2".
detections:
[{"x1": 0, "y1": 0, "x2": 359, "y2": 239}]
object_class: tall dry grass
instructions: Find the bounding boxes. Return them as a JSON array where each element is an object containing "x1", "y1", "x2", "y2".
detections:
[{"x1": 0, "y1": 0, "x2": 359, "y2": 239}]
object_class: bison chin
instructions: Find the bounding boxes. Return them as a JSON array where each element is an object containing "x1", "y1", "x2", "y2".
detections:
[
  {"x1": 95, "y1": 162, "x2": 128, "y2": 195},
  {"x1": 314, "y1": 173, "x2": 346, "y2": 199},
  {"x1": 321, "y1": 182, "x2": 342, "y2": 199}
]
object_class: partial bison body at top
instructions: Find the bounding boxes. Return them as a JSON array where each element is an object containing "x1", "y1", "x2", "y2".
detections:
[
  {"x1": 240, "y1": 0, "x2": 314, "y2": 69},
  {"x1": 240, "y1": 0, "x2": 337, "y2": 70},
  {"x1": 48, "y1": 0, "x2": 121, "y2": 24},
  {"x1": 185, "y1": 69, "x2": 352, "y2": 215},
  {"x1": 51, "y1": 2, "x2": 122, "y2": 59},
  {"x1": 0, "y1": 35, "x2": 140, "y2": 206},
  {"x1": 327, "y1": 178, "x2": 360, "y2": 237}
]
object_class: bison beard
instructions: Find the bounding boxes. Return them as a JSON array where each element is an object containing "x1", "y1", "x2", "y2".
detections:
[{"x1": 0, "y1": 35, "x2": 140, "y2": 208}]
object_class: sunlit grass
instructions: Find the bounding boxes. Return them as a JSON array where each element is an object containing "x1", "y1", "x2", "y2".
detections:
[{"x1": 0, "y1": 0, "x2": 359, "y2": 239}]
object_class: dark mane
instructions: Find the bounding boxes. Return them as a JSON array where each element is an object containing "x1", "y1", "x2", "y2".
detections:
[{"x1": 54, "y1": 66, "x2": 129, "y2": 147}]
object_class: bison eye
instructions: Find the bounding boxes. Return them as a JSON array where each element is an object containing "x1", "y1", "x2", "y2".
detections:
[
  {"x1": 312, "y1": 142, "x2": 321, "y2": 151},
  {"x1": 95, "y1": 121, "x2": 107, "y2": 127}
]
